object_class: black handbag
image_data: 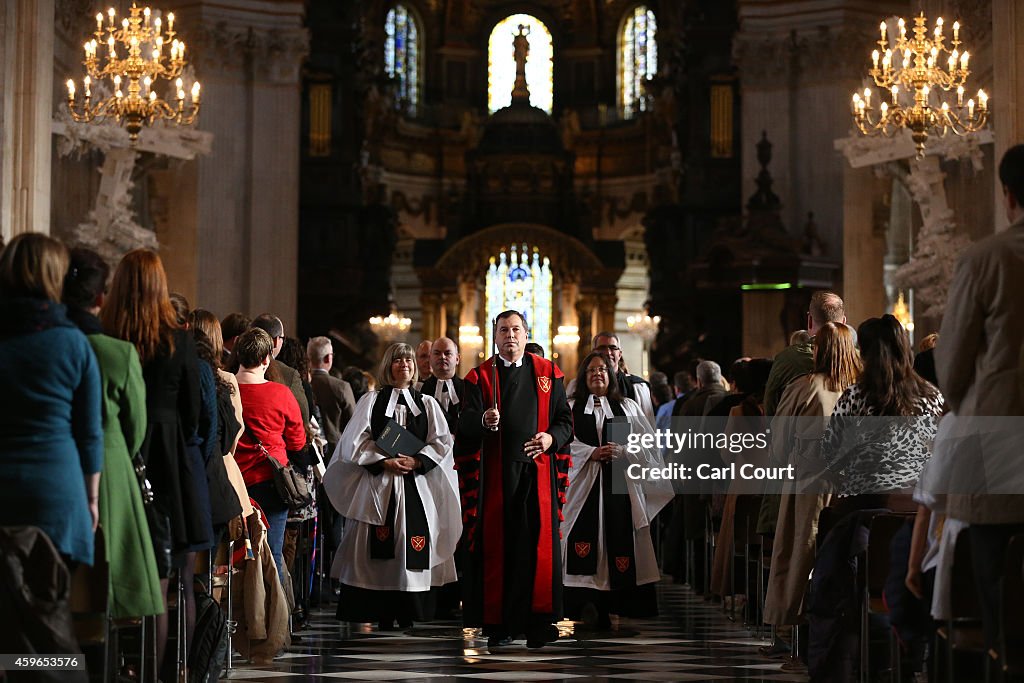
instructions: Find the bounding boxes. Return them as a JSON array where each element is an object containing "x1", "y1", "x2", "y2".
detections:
[
  {"x1": 132, "y1": 452, "x2": 155, "y2": 506},
  {"x1": 246, "y1": 427, "x2": 313, "y2": 509}
]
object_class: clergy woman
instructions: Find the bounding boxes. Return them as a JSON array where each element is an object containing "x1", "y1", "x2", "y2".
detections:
[
  {"x1": 563, "y1": 352, "x2": 674, "y2": 628},
  {"x1": 323, "y1": 342, "x2": 461, "y2": 631}
]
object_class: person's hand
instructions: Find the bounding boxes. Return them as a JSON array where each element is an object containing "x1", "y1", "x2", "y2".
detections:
[
  {"x1": 383, "y1": 457, "x2": 414, "y2": 475},
  {"x1": 593, "y1": 444, "x2": 621, "y2": 462},
  {"x1": 89, "y1": 498, "x2": 99, "y2": 532},
  {"x1": 905, "y1": 568, "x2": 924, "y2": 600},
  {"x1": 525, "y1": 432, "x2": 553, "y2": 458},
  {"x1": 483, "y1": 408, "x2": 501, "y2": 430}
]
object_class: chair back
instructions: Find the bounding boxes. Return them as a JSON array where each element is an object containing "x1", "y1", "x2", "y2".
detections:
[
  {"x1": 866, "y1": 514, "x2": 910, "y2": 602},
  {"x1": 949, "y1": 527, "x2": 982, "y2": 620},
  {"x1": 999, "y1": 534, "x2": 1024, "y2": 673}
]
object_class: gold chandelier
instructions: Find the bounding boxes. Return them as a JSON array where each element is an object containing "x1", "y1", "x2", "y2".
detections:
[
  {"x1": 66, "y1": 3, "x2": 200, "y2": 143},
  {"x1": 852, "y1": 13, "x2": 987, "y2": 158}
]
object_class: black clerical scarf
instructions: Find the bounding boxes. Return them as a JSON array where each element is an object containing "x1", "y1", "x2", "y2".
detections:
[
  {"x1": 567, "y1": 396, "x2": 638, "y2": 589},
  {"x1": 617, "y1": 372, "x2": 647, "y2": 403},
  {"x1": 368, "y1": 386, "x2": 431, "y2": 570}
]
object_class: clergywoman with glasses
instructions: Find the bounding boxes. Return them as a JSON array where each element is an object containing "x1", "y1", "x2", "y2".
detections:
[
  {"x1": 323, "y1": 342, "x2": 461, "y2": 631},
  {"x1": 561, "y1": 351, "x2": 673, "y2": 629}
]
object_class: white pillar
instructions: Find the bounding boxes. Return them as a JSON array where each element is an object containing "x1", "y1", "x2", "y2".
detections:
[{"x1": 1, "y1": 0, "x2": 54, "y2": 241}]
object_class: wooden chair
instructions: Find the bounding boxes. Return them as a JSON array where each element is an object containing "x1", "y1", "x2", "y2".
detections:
[{"x1": 859, "y1": 513, "x2": 912, "y2": 683}]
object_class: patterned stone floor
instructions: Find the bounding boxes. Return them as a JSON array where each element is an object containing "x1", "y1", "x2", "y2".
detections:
[{"x1": 221, "y1": 582, "x2": 808, "y2": 682}]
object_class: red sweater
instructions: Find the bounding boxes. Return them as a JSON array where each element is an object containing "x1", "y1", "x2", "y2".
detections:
[{"x1": 235, "y1": 381, "x2": 306, "y2": 486}]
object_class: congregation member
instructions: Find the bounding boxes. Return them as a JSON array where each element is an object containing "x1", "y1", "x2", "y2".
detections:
[
  {"x1": 562, "y1": 351, "x2": 672, "y2": 628},
  {"x1": 0, "y1": 234, "x2": 103, "y2": 568},
  {"x1": 220, "y1": 312, "x2": 250, "y2": 367},
  {"x1": 763, "y1": 292, "x2": 846, "y2": 416},
  {"x1": 233, "y1": 328, "x2": 307, "y2": 581},
  {"x1": 102, "y1": 248, "x2": 205, "y2": 670},
  {"x1": 63, "y1": 247, "x2": 162, "y2": 620},
  {"x1": 457, "y1": 310, "x2": 573, "y2": 648},
  {"x1": 250, "y1": 314, "x2": 311, "y2": 430},
  {"x1": 308, "y1": 335, "x2": 357, "y2": 455},
  {"x1": 931, "y1": 142, "x2": 1024, "y2": 648},
  {"x1": 762, "y1": 322, "x2": 860, "y2": 657},
  {"x1": 324, "y1": 342, "x2": 461, "y2": 630},
  {"x1": 524, "y1": 341, "x2": 546, "y2": 358}
]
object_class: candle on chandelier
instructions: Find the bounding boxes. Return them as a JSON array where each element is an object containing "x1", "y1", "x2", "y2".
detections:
[
  {"x1": 978, "y1": 89, "x2": 988, "y2": 109},
  {"x1": 880, "y1": 101, "x2": 888, "y2": 118},
  {"x1": 84, "y1": 75, "x2": 91, "y2": 98},
  {"x1": 143, "y1": 7, "x2": 150, "y2": 25},
  {"x1": 864, "y1": 88, "x2": 872, "y2": 107},
  {"x1": 883, "y1": 50, "x2": 891, "y2": 69},
  {"x1": 891, "y1": 85, "x2": 898, "y2": 103},
  {"x1": 143, "y1": 76, "x2": 151, "y2": 96},
  {"x1": 968, "y1": 98, "x2": 975, "y2": 118},
  {"x1": 957, "y1": 85, "x2": 964, "y2": 106},
  {"x1": 122, "y1": 18, "x2": 128, "y2": 30},
  {"x1": 953, "y1": 21, "x2": 960, "y2": 42},
  {"x1": 872, "y1": 50, "x2": 879, "y2": 68},
  {"x1": 95, "y1": 12, "x2": 103, "y2": 32},
  {"x1": 880, "y1": 20, "x2": 887, "y2": 42},
  {"x1": 154, "y1": 16, "x2": 161, "y2": 33},
  {"x1": 935, "y1": 17, "x2": 943, "y2": 39},
  {"x1": 167, "y1": 12, "x2": 174, "y2": 32},
  {"x1": 108, "y1": 35, "x2": 116, "y2": 58},
  {"x1": 176, "y1": 77, "x2": 184, "y2": 102},
  {"x1": 948, "y1": 54, "x2": 955, "y2": 71},
  {"x1": 961, "y1": 51, "x2": 969, "y2": 69},
  {"x1": 191, "y1": 81, "x2": 201, "y2": 102},
  {"x1": 66, "y1": 79, "x2": 75, "y2": 100},
  {"x1": 107, "y1": 7, "x2": 115, "y2": 25},
  {"x1": 114, "y1": 74, "x2": 122, "y2": 98},
  {"x1": 898, "y1": 17, "x2": 906, "y2": 39}
]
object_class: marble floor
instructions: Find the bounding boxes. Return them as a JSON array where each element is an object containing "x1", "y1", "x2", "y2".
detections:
[{"x1": 222, "y1": 582, "x2": 809, "y2": 682}]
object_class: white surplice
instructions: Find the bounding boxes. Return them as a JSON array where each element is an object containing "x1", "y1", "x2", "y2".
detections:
[
  {"x1": 323, "y1": 390, "x2": 462, "y2": 591},
  {"x1": 561, "y1": 397, "x2": 674, "y2": 590}
]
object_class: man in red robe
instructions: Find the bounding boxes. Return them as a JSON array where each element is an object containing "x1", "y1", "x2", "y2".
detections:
[{"x1": 457, "y1": 310, "x2": 573, "y2": 648}]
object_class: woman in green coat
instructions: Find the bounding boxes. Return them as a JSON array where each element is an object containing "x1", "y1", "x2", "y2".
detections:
[{"x1": 64, "y1": 248, "x2": 163, "y2": 618}]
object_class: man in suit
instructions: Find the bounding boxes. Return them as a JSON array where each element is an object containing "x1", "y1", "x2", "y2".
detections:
[
  {"x1": 935, "y1": 144, "x2": 1024, "y2": 649},
  {"x1": 306, "y1": 336, "x2": 356, "y2": 455},
  {"x1": 568, "y1": 332, "x2": 655, "y2": 422},
  {"x1": 250, "y1": 314, "x2": 310, "y2": 431},
  {"x1": 221, "y1": 312, "x2": 251, "y2": 368}
]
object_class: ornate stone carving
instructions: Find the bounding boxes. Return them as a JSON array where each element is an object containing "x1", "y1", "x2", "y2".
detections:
[
  {"x1": 734, "y1": 25, "x2": 874, "y2": 88},
  {"x1": 191, "y1": 23, "x2": 309, "y2": 83}
]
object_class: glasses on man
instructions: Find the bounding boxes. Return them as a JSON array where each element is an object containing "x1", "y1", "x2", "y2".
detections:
[{"x1": 595, "y1": 344, "x2": 620, "y2": 352}]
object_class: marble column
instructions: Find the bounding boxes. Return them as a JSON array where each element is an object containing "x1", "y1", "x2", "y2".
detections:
[
  {"x1": 842, "y1": 164, "x2": 888, "y2": 324},
  {"x1": 742, "y1": 291, "x2": 786, "y2": 359},
  {"x1": 993, "y1": 0, "x2": 1022, "y2": 227},
  {"x1": 575, "y1": 295, "x2": 597, "y2": 364},
  {"x1": 186, "y1": 2, "x2": 308, "y2": 330},
  {"x1": 1, "y1": 0, "x2": 54, "y2": 241}
]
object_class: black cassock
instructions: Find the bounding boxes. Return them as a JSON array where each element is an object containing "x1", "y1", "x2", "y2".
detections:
[{"x1": 456, "y1": 354, "x2": 573, "y2": 637}]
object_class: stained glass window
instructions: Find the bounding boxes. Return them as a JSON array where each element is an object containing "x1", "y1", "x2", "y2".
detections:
[
  {"x1": 488, "y1": 14, "x2": 553, "y2": 114},
  {"x1": 620, "y1": 6, "x2": 657, "y2": 119},
  {"x1": 485, "y1": 245, "x2": 552, "y2": 355},
  {"x1": 385, "y1": 5, "x2": 420, "y2": 116}
]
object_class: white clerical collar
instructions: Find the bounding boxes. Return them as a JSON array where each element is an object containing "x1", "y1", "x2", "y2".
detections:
[
  {"x1": 498, "y1": 355, "x2": 524, "y2": 368},
  {"x1": 384, "y1": 387, "x2": 422, "y2": 418},
  {"x1": 584, "y1": 394, "x2": 614, "y2": 419},
  {"x1": 433, "y1": 378, "x2": 460, "y2": 405}
]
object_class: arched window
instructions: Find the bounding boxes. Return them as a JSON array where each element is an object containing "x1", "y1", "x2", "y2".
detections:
[
  {"x1": 488, "y1": 14, "x2": 553, "y2": 114},
  {"x1": 385, "y1": 4, "x2": 420, "y2": 115},
  {"x1": 620, "y1": 5, "x2": 657, "y2": 119},
  {"x1": 485, "y1": 245, "x2": 552, "y2": 355}
]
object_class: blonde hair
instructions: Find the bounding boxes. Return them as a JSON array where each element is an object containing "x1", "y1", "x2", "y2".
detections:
[
  {"x1": 813, "y1": 322, "x2": 862, "y2": 393},
  {"x1": 0, "y1": 233, "x2": 69, "y2": 302},
  {"x1": 376, "y1": 342, "x2": 417, "y2": 388}
]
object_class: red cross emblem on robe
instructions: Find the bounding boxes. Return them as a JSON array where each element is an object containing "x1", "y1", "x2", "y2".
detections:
[
  {"x1": 615, "y1": 556, "x2": 631, "y2": 573},
  {"x1": 538, "y1": 376, "x2": 551, "y2": 393},
  {"x1": 410, "y1": 535, "x2": 426, "y2": 552},
  {"x1": 574, "y1": 541, "x2": 591, "y2": 558},
  {"x1": 375, "y1": 526, "x2": 391, "y2": 542}
]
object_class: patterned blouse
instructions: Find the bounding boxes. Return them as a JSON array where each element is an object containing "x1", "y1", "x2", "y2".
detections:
[{"x1": 821, "y1": 383, "x2": 944, "y2": 497}]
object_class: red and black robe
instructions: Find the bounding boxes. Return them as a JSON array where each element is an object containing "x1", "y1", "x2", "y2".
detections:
[{"x1": 456, "y1": 353, "x2": 573, "y2": 632}]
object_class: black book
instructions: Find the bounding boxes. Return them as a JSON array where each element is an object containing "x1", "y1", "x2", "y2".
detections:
[
  {"x1": 376, "y1": 418, "x2": 426, "y2": 458},
  {"x1": 605, "y1": 415, "x2": 633, "y2": 444}
]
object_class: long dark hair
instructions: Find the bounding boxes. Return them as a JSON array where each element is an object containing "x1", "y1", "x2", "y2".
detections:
[
  {"x1": 573, "y1": 352, "x2": 624, "y2": 405},
  {"x1": 857, "y1": 314, "x2": 938, "y2": 415}
]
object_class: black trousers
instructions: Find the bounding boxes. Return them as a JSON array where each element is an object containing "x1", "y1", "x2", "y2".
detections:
[
  {"x1": 970, "y1": 523, "x2": 1024, "y2": 649},
  {"x1": 499, "y1": 460, "x2": 541, "y2": 636}
]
